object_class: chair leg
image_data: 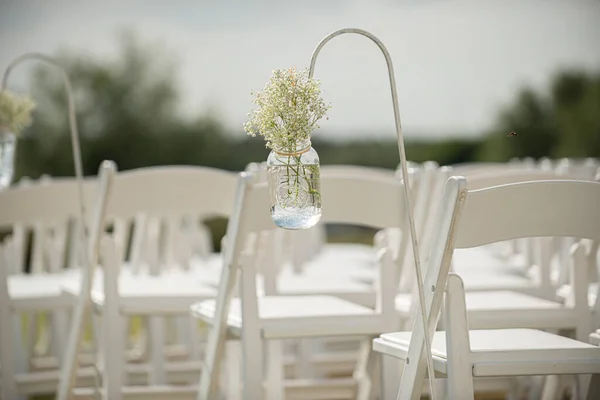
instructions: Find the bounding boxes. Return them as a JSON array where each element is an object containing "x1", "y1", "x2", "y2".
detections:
[
  {"x1": 100, "y1": 311, "x2": 125, "y2": 400},
  {"x1": 540, "y1": 375, "x2": 571, "y2": 400},
  {"x1": 132, "y1": 317, "x2": 149, "y2": 362},
  {"x1": 13, "y1": 314, "x2": 28, "y2": 375},
  {"x1": 265, "y1": 340, "x2": 284, "y2": 400},
  {"x1": 149, "y1": 316, "x2": 167, "y2": 384},
  {"x1": 189, "y1": 318, "x2": 203, "y2": 361},
  {"x1": 445, "y1": 274, "x2": 475, "y2": 400},
  {"x1": 578, "y1": 375, "x2": 591, "y2": 400},
  {"x1": 508, "y1": 377, "x2": 532, "y2": 400},
  {"x1": 528, "y1": 376, "x2": 546, "y2": 400},
  {"x1": 585, "y1": 374, "x2": 600, "y2": 400},
  {"x1": 240, "y1": 336, "x2": 264, "y2": 400},
  {"x1": 224, "y1": 340, "x2": 242, "y2": 400},
  {"x1": 297, "y1": 338, "x2": 316, "y2": 379},
  {"x1": 176, "y1": 315, "x2": 195, "y2": 359},
  {"x1": 355, "y1": 338, "x2": 380, "y2": 400},
  {"x1": 52, "y1": 309, "x2": 69, "y2": 364},
  {"x1": 381, "y1": 355, "x2": 401, "y2": 400},
  {"x1": 1, "y1": 280, "x2": 20, "y2": 399},
  {"x1": 101, "y1": 237, "x2": 126, "y2": 400}
]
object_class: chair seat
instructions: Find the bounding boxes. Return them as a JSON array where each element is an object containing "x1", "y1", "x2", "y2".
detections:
[
  {"x1": 61, "y1": 271, "x2": 216, "y2": 314},
  {"x1": 465, "y1": 290, "x2": 562, "y2": 311},
  {"x1": 284, "y1": 243, "x2": 378, "y2": 283},
  {"x1": 373, "y1": 328, "x2": 600, "y2": 376},
  {"x1": 197, "y1": 260, "x2": 376, "y2": 306},
  {"x1": 275, "y1": 270, "x2": 373, "y2": 294},
  {"x1": 396, "y1": 291, "x2": 571, "y2": 329},
  {"x1": 300, "y1": 262, "x2": 377, "y2": 282},
  {"x1": 349, "y1": 247, "x2": 530, "y2": 287},
  {"x1": 263, "y1": 268, "x2": 376, "y2": 307},
  {"x1": 184, "y1": 253, "x2": 225, "y2": 287},
  {"x1": 8, "y1": 270, "x2": 81, "y2": 310},
  {"x1": 314, "y1": 243, "x2": 378, "y2": 263},
  {"x1": 191, "y1": 295, "x2": 386, "y2": 339}
]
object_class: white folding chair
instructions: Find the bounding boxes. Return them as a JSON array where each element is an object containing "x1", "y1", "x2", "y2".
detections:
[
  {"x1": 194, "y1": 171, "x2": 411, "y2": 400},
  {"x1": 373, "y1": 178, "x2": 600, "y2": 400},
  {"x1": 0, "y1": 161, "x2": 115, "y2": 400},
  {"x1": 448, "y1": 168, "x2": 583, "y2": 297},
  {"x1": 62, "y1": 166, "x2": 238, "y2": 399}
]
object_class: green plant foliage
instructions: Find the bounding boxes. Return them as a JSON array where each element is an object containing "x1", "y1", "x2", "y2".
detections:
[{"x1": 477, "y1": 69, "x2": 600, "y2": 161}]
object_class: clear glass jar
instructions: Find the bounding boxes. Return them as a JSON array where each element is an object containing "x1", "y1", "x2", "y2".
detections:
[
  {"x1": 267, "y1": 138, "x2": 322, "y2": 229},
  {"x1": 0, "y1": 131, "x2": 16, "y2": 190}
]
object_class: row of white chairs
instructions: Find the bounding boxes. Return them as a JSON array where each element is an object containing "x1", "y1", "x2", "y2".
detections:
[
  {"x1": 193, "y1": 158, "x2": 600, "y2": 400},
  {"x1": 373, "y1": 177, "x2": 600, "y2": 400},
  {"x1": 0, "y1": 157, "x2": 598, "y2": 399}
]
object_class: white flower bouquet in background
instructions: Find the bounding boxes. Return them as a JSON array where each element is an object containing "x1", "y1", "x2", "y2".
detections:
[{"x1": 0, "y1": 90, "x2": 35, "y2": 189}]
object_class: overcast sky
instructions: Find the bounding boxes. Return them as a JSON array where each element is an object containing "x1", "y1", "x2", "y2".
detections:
[{"x1": 1, "y1": 1, "x2": 599, "y2": 141}]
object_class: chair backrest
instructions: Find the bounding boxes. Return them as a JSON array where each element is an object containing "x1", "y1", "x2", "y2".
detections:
[
  {"x1": 225, "y1": 169, "x2": 410, "y2": 313},
  {"x1": 455, "y1": 180, "x2": 600, "y2": 249},
  {"x1": 238, "y1": 163, "x2": 402, "y2": 276},
  {"x1": 287, "y1": 165, "x2": 399, "y2": 273},
  {"x1": 8, "y1": 176, "x2": 77, "y2": 274},
  {"x1": 0, "y1": 173, "x2": 101, "y2": 274},
  {"x1": 449, "y1": 162, "x2": 527, "y2": 175},
  {"x1": 0, "y1": 178, "x2": 92, "y2": 228},
  {"x1": 398, "y1": 178, "x2": 600, "y2": 400},
  {"x1": 200, "y1": 171, "x2": 411, "y2": 399},
  {"x1": 237, "y1": 173, "x2": 408, "y2": 240},
  {"x1": 104, "y1": 165, "x2": 237, "y2": 220},
  {"x1": 320, "y1": 164, "x2": 395, "y2": 178},
  {"x1": 97, "y1": 165, "x2": 238, "y2": 272},
  {"x1": 556, "y1": 158, "x2": 599, "y2": 180},
  {"x1": 456, "y1": 168, "x2": 584, "y2": 292},
  {"x1": 466, "y1": 169, "x2": 579, "y2": 190}
]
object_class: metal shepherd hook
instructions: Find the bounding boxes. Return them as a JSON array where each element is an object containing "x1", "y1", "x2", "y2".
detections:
[
  {"x1": 1, "y1": 52, "x2": 97, "y2": 400},
  {"x1": 309, "y1": 28, "x2": 437, "y2": 399}
]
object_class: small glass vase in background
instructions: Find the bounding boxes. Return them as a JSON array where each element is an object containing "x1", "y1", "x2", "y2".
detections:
[
  {"x1": 0, "y1": 129, "x2": 16, "y2": 190},
  {"x1": 267, "y1": 138, "x2": 322, "y2": 230}
]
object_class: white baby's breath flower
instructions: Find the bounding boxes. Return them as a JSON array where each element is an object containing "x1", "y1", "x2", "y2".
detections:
[
  {"x1": 0, "y1": 90, "x2": 36, "y2": 136},
  {"x1": 244, "y1": 67, "x2": 331, "y2": 152}
]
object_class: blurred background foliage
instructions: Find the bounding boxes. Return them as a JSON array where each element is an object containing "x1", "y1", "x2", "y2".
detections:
[{"x1": 12, "y1": 34, "x2": 600, "y2": 181}]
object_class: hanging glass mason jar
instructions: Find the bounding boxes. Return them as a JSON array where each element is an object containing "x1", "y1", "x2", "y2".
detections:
[
  {"x1": 0, "y1": 128, "x2": 16, "y2": 190},
  {"x1": 267, "y1": 137, "x2": 322, "y2": 230}
]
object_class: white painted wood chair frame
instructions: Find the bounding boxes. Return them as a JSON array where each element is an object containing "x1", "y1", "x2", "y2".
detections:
[
  {"x1": 197, "y1": 171, "x2": 410, "y2": 400},
  {"x1": 1, "y1": 162, "x2": 115, "y2": 400},
  {"x1": 2, "y1": 177, "x2": 85, "y2": 377},
  {"x1": 65, "y1": 166, "x2": 238, "y2": 399},
  {"x1": 450, "y1": 169, "x2": 583, "y2": 297},
  {"x1": 3, "y1": 177, "x2": 76, "y2": 375},
  {"x1": 261, "y1": 166, "x2": 419, "y2": 388},
  {"x1": 394, "y1": 170, "x2": 591, "y2": 355},
  {"x1": 373, "y1": 178, "x2": 600, "y2": 400}
]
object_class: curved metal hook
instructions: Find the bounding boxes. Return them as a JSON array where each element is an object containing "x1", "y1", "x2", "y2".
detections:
[
  {"x1": 1, "y1": 52, "x2": 86, "y2": 209},
  {"x1": 308, "y1": 29, "x2": 413, "y2": 255},
  {"x1": 1, "y1": 52, "x2": 90, "y2": 399},
  {"x1": 308, "y1": 28, "x2": 437, "y2": 399},
  {"x1": 309, "y1": 29, "x2": 402, "y2": 149}
]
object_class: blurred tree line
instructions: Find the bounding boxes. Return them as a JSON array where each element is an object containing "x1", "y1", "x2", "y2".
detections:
[{"x1": 12, "y1": 34, "x2": 600, "y2": 181}]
